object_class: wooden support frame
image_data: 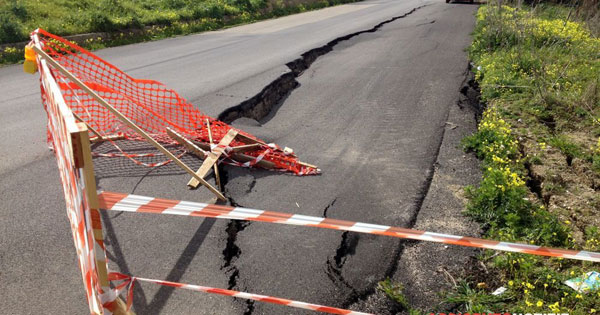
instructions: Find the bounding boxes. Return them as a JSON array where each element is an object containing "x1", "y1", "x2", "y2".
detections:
[
  {"x1": 34, "y1": 46, "x2": 226, "y2": 201},
  {"x1": 169, "y1": 126, "x2": 317, "y2": 175},
  {"x1": 191, "y1": 140, "x2": 275, "y2": 170},
  {"x1": 166, "y1": 127, "x2": 276, "y2": 170},
  {"x1": 187, "y1": 129, "x2": 239, "y2": 189},
  {"x1": 71, "y1": 123, "x2": 133, "y2": 315}
]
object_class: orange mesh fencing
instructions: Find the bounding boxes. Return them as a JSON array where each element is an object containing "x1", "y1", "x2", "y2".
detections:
[{"x1": 32, "y1": 29, "x2": 319, "y2": 175}]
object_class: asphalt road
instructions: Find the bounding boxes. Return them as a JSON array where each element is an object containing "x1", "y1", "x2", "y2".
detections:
[{"x1": 0, "y1": 1, "x2": 477, "y2": 314}]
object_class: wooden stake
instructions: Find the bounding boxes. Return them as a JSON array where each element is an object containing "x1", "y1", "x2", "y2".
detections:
[
  {"x1": 298, "y1": 161, "x2": 319, "y2": 169},
  {"x1": 34, "y1": 46, "x2": 225, "y2": 201},
  {"x1": 187, "y1": 129, "x2": 238, "y2": 189},
  {"x1": 228, "y1": 152, "x2": 276, "y2": 169},
  {"x1": 236, "y1": 133, "x2": 266, "y2": 145},
  {"x1": 73, "y1": 106, "x2": 125, "y2": 143},
  {"x1": 166, "y1": 127, "x2": 208, "y2": 159},
  {"x1": 229, "y1": 143, "x2": 263, "y2": 153},
  {"x1": 205, "y1": 119, "x2": 221, "y2": 190},
  {"x1": 90, "y1": 134, "x2": 126, "y2": 143}
]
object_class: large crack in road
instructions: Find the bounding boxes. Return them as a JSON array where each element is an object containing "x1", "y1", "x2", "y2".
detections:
[
  {"x1": 216, "y1": 6, "x2": 430, "y2": 314},
  {"x1": 217, "y1": 5, "x2": 428, "y2": 124},
  {"x1": 211, "y1": 3, "x2": 478, "y2": 314}
]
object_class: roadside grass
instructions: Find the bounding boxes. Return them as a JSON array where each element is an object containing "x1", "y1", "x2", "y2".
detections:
[
  {"x1": 0, "y1": 0, "x2": 362, "y2": 65},
  {"x1": 453, "y1": 3, "x2": 600, "y2": 313},
  {"x1": 377, "y1": 279, "x2": 423, "y2": 315},
  {"x1": 444, "y1": 280, "x2": 513, "y2": 313}
]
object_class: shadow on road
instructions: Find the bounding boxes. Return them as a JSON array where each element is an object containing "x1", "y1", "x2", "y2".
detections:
[
  {"x1": 102, "y1": 208, "x2": 217, "y2": 314},
  {"x1": 91, "y1": 140, "x2": 195, "y2": 179}
]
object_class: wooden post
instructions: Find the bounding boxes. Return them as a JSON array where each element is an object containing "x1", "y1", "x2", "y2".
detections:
[
  {"x1": 71, "y1": 122, "x2": 133, "y2": 315},
  {"x1": 34, "y1": 46, "x2": 225, "y2": 201},
  {"x1": 205, "y1": 119, "x2": 221, "y2": 190}
]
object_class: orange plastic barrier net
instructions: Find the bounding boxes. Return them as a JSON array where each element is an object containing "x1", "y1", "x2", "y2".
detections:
[{"x1": 32, "y1": 29, "x2": 319, "y2": 175}]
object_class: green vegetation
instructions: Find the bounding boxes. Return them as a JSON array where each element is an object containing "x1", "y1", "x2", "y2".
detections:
[
  {"x1": 0, "y1": 0, "x2": 362, "y2": 64},
  {"x1": 463, "y1": 108, "x2": 570, "y2": 247},
  {"x1": 445, "y1": 280, "x2": 512, "y2": 313},
  {"x1": 377, "y1": 279, "x2": 423, "y2": 314},
  {"x1": 455, "y1": 3, "x2": 600, "y2": 313}
]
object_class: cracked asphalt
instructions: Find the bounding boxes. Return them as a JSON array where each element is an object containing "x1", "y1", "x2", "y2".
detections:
[{"x1": 0, "y1": 1, "x2": 478, "y2": 314}]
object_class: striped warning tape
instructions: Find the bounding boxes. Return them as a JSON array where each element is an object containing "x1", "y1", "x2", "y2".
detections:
[
  {"x1": 98, "y1": 191, "x2": 600, "y2": 262},
  {"x1": 108, "y1": 272, "x2": 371, "y2": 315}
]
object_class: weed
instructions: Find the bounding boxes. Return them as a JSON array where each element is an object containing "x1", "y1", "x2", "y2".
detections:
[
  {"x1": 548, "y1": 135, "x2": 583, "y2": 163},
  {"x1": 444, "y1": 280, "x2": 510, "y2": 312},
  {"x1": 377, "y1": 278, "x2": 409, "y2": 309},
  {"x1": 377, "y1": 278, "x2": 424, "y2": 313}
]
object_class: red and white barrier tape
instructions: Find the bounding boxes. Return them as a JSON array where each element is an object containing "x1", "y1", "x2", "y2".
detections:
[
  {"x1": 37, "y1": 37, "x2": 106, "y2": 312},
  {"x1": 107, "y1": 272, "x2": 370, "y2": 315},
  {"x1": 98, "y1": 191, "x2": 600, "y2": 262}
]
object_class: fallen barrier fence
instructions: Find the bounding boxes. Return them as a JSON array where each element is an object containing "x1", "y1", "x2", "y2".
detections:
[{"x1": 29, "y1": 28, "x2": 600, "y2": 314}]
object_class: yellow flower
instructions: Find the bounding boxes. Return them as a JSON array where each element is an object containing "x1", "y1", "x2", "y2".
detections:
[
  {"x1": 536, "y1": 300, "x2": 543, "y2": 307},
  {"x1": 549, "y1": 302, "x2": 561, "y2": 312},
  {"x1": 576, "y1": 294, "x2": 583, "y2": 299},
  {"x1": 526, "y1": 282, "x2": 535, "y2": 289},
  {"x1": 508, "y1": 280, "x2": 514, "y2": 286}
]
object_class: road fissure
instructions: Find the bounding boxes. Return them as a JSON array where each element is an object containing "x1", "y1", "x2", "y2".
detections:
[
  {"x1": 322, "y1": 198, "x2": 337, "y2": 218},
  {"x1": 217, "y1": 5, "x2": 429, "y2": 124}
]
